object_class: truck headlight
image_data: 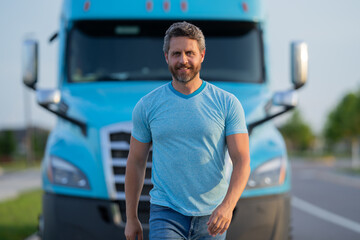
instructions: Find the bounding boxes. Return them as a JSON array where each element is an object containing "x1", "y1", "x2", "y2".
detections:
[
  {"x1": 246, "y1": 156, "x2": 287, "y2": 189},
  {"x1": 47, "y1": 156, "x2": 90, "y2": 189}
]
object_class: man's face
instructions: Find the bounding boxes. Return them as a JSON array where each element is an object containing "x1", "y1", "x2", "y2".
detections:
[{"x1": 165, "y1": 37, "x2": 205, "y2": 83}]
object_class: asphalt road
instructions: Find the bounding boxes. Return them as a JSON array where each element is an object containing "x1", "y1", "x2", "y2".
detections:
[
  {"x1": 2, "y1": 160, "x2": 360, "y2": 240},
  {"x1": 291, "y1": 160, "x2": 360, "y2": 240},
  {"x1": 0, "y1": 168, "x2": 41, "y2": 202}
]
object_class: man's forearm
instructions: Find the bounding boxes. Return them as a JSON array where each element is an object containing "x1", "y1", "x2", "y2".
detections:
[
  {"x1": 125, "y1": 160, "x2": 146, "y2": 219},
  {"x1": 125, "y1": 137, "x2": 150, "y2": 239},
  {"x1": 221, "y1": 158, "x2": 251, "y2": 210}
]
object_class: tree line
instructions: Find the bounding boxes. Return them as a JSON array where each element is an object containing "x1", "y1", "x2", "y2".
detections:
[
  {"x1": 0, "y1": 127, "x2": 49, "y2": 163},
  {"x1": 1, "y1": 90, "x2": 359, "y2": 166},
  {"x1": 279, "y1": 88, "x2": 360, "y2": 167}
]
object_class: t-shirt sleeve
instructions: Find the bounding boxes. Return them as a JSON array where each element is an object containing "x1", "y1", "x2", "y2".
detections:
[
  {"x1": 131, "y1": 99, "x2": 152, "y2": 143},
  {"x1": 225, "y1": 96, "x2": 248, "y2": 136}
]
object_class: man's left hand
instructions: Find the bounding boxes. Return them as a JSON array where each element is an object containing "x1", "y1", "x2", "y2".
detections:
[{"x1": 207, "y1": 203, "x2": 233, "y2": 236}]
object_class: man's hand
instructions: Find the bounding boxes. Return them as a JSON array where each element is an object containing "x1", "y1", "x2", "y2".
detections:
[
  {"x1": 206, "y1": 203, "x2": 233, "y2": 236},
  {"x1": 125, "y1": 217, "x2": 143, "y2": 240}
]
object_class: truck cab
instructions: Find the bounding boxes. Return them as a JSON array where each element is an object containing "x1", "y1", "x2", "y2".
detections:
[{"x1": 22, "y1": 0, "x2": 308, "y2": 239}]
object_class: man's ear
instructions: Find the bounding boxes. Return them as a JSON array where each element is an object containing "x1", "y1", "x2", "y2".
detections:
[
  {"x1": 201, "y1": 49, "x2": 206, "y2": 63},
  {"x1": 164, "y1": 52, "x2": 169, "y2": 64}
]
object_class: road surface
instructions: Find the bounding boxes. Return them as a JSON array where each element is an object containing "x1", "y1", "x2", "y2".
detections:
[
  {"x1": 0, "y1": 168, "x2": 41, "y2": 202},
  {"x1": 2, "y1": 160, "x2": 359, "y2": 239},
  {"x1": 291, "y1": 159, "x2": 360, "y2": 240}
]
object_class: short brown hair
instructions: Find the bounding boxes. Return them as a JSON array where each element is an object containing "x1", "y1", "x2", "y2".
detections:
[{"x1": 163, "y1": 21, "x2": 205, "y2": 53}]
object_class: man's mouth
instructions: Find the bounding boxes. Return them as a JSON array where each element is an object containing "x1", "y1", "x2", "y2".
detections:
[{"x1": 176, "y1": 65, "x2": 192, "y2": 71}]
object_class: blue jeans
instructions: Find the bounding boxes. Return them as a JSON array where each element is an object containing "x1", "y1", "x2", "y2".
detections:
[{"x1": 149, "y1": 204, "x2": 226, "y2": 240}]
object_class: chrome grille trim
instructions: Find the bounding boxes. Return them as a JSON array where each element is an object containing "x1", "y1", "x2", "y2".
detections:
[
  {"x1": 117, "y1": 193, "x2": 151, "y2": 201},
  {"x1": 110, "y1": 142, "x2": 130, "y2": 149},
  {"x1": 100, "y1": 122, "x2": 153, "y2": 201}
]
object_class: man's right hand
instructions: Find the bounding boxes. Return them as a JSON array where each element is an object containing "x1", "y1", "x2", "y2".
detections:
[{"x1": 125, "y1": 217, "x2": 143, "y2": 240}]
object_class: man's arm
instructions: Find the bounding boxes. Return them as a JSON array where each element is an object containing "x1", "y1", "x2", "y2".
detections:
[
  {"x1": 125, "y1": 136, "x2": 151, "y2": 240},
  {"x1": 207, "y1": 133, "x2": 251, "y2": 236}
]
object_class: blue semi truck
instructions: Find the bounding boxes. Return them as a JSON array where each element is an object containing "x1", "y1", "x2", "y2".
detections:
[{"x1": 22, "y1": 0, "x2": 308, "y2": 239}]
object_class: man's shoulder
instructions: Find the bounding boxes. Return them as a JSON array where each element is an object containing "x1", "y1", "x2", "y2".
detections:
[
  {"x1": 141, "y1": 82, "x2": 171, "y2": 102},
  {"x1": 204, "y1": 81, "x2": 237, "y2": 100}
]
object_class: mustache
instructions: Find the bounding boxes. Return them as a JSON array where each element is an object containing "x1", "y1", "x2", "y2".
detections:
[{"x1": 176, "y1": 64, "x2": 192, "y2": 69}]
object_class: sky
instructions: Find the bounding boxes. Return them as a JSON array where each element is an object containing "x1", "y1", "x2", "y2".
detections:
[{"x1": 0, "y1": 0, "x2": 359, "y2": 134}]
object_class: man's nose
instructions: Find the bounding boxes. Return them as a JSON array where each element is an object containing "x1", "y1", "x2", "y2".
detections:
[{"x1": 180, "y1": 52, "x2": 188, "y2": 64}]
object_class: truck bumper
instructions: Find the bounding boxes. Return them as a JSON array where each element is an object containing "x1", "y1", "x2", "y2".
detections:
[
  {"x1": 41, "y1": 192, "x2": 290, "y2": 240},
  {"x1": 41, "y1": 192, "x2": 139, "y2": 240},
  {"x1": 227, "y1": 194, "x2": 291, "y2": 240}
]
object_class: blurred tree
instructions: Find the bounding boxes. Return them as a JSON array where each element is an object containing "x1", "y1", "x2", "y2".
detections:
[
  {"x1": 0, "y1": 130, "x2": 16, "y2": 161},
  {"x1": 324, "y1": 90, "x2": 360, "y2": 167},
  {"x1": 279, "y1": 109, "x2": 315, "y2": 152},
  {"x1": 31, "y1": 128, "x2": 49, "y2": 159}
]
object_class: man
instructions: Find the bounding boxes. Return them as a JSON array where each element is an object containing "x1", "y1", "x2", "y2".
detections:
[{"x1": 125, "y1": 22, "x2": 250, "y2": 240}]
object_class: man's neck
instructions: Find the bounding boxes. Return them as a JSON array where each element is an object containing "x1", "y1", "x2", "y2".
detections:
[{"x1": 171, "y1": 77, "x2": 203, "y2": 95}]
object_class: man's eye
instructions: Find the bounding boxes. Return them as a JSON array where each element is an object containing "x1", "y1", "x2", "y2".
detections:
[
  {"x1": 186, "y1": 52, "x2": 194, "y2": 56},
  {"x1": 172, "y1": 52, "x2": 180, "y2": 56}
]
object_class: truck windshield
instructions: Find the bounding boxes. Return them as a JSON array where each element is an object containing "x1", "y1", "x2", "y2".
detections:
[{"x1": 68, "y1": 20, "x2": 264, "y2": 83}]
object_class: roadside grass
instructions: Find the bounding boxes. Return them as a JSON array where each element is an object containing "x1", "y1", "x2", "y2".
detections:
[
  {"x1": 288, "y1": 151, "x2": 354, "y2": 163},
  {"x1": 340, "y1": 167, "x2": 360, "y2": 176},
  {"x1": 288, "y1": 151, "x2": 360, "y2": 176},
  {"x1": 288, "y1": 151, "x2": 337, "y2": 162},
  {"x1": 0, "y1": 189, "x2": 42, "y2": 240},
  {"x1": 0, "y1": 156, "x2": 41, "y2": 173}
]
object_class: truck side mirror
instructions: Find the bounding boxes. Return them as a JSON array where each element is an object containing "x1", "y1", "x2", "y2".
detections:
[
  {"x1": 291, "y1": 41, "x2": 308, "y2": 89},
  {"x1": 22, "y1": 39, "x2": 38, "y2": 90},
  {"x1": 273, "y1": 90, "x2": 298, "y2": 107},
  {"x1": 37, "y1": 89, "x2": 61, "y2": 106}
]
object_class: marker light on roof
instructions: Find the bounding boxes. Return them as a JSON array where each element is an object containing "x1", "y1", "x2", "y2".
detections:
[
  {"x1": 146, "y1": 0, "x2": 153, "y2": 12},
  {"x1": 84, "y1": 1, "x2": 91, "y2": 12},
  {"x1": 242, "y1": 2, "x2": 248, "y2": 12},
  {"x1": 163, "y1": 0, "x2": 170, "y2": 12},
  {"x1": 181, "y1": 1, "x2": 188, "y2": 12}
]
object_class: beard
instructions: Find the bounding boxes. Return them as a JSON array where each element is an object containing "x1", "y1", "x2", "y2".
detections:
[{"x1": 169, "y1": 62, "x2": 201, "y2": 83}]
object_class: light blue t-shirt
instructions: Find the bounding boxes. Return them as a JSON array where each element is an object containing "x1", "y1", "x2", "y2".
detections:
[{"x1": 132, "y1": 81, "x2": 247, "y2": 216}]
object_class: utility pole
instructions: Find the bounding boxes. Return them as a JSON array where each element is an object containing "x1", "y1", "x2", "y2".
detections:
[
  {"x1": 352, "y1": 137, "x2": 360, "y2": 168},
  {"x1": 24, "y1": 87, "x2": 34, "y2": 167}
]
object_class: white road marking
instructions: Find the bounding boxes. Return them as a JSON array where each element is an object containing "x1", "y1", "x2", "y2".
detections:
[{"x1": 292, "y1": 196, "x2": 360, "y2": 234}]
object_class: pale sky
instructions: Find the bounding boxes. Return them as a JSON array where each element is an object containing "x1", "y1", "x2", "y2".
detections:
[{"x1": 1, "y1": 0, "x2": 359, "y2": 134}]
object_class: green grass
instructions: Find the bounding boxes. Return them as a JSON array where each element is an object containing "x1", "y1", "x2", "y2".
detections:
[
  {"x1": 340, "y1": 167, "x2": 360, "y2": 176},
  {"x1": 0, "y1": 189, "x2": 42, "y2": 240},
  {"x1": 0, "y1": 156, "x2": 41, "y2": 173}
]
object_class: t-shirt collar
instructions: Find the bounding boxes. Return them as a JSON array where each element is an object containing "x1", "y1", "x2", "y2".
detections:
[{"x1": 169, "y1": 80, "x2": 206, "y2": 99}]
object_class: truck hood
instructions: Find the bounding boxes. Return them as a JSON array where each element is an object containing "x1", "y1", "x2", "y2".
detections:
[{"x1": 61, "y1": 81, "x2": 271, "y2": 129}]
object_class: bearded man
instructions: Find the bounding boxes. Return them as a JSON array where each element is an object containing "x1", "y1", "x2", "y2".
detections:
[{"x1": 125, "y1": 21, "x2": 251, "y2": 240}]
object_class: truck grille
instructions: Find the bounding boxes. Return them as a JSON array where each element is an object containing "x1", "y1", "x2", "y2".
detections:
[{"x1": 101, "y1": 122, "x2": 152, "y2": 224}]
